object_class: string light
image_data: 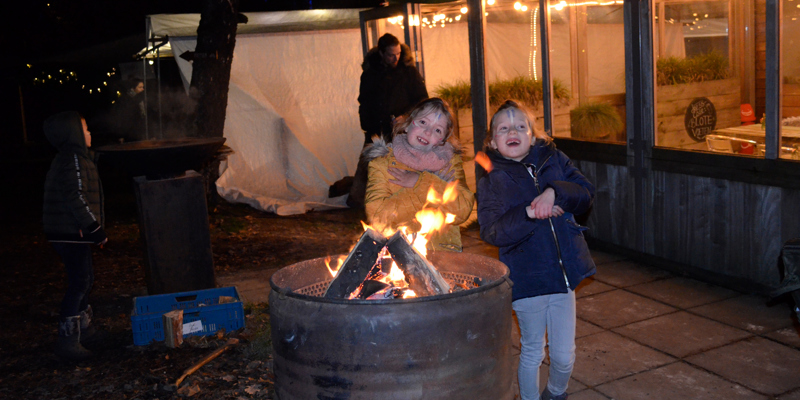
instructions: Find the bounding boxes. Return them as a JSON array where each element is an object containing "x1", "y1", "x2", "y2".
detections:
[{"x1": 530, "y1": 5, "x2": 539, "y2": 80}]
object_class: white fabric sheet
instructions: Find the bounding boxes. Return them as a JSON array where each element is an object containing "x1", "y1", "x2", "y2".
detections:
[
  {"x1": 167, "y1": 30, "x2": 364, "y2": 215},
  {"x1": 217, "y1": 31, "x2": 364, "y2": 215}
]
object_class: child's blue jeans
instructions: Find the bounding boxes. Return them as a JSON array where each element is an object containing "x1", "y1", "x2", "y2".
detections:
[
  {"x1": 52, "y1": 242, "x2": 94, "y2": 319},
  {"x1": 512, "y1": 290, "x2": 577, "y2": 400}
]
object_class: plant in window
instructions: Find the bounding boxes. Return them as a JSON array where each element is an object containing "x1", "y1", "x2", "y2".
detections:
[
  {"x1": 435, "y1": 76, "x2": 571, "y2": 110},
  {"x1": 656, "y1": 52, "x2": 731, "y2": 86},
  {"x1": 569, "y1": 102, "x2": 624, "y2": 141}
]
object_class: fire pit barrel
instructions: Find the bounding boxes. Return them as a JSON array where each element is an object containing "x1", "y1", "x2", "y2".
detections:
[{"x1": 269, "y1": 251, "x2": 514, "y2": 400}]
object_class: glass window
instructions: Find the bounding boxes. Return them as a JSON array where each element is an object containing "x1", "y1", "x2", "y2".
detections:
[
  {"x1": 553, "y1": 1, "x2": 627, "y2": 143},
  {"x1": 421, "y1": 0, "x2": 626, "y2": 146},
  {"x1": 653, "y1": 0, "x2": 767, "y2": 157},
  {"x1": 781, "y1": 0, "x2": 800, "y2": 160}
]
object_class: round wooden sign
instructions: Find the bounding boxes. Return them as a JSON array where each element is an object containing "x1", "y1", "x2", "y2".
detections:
[{"x1": 684, "y1": 97, "x2": 717, "y2": 142}]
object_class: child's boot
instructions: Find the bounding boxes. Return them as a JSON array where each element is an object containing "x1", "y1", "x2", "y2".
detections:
[
  {"x1": 55, "y1": 315, "x2": 92, "y2": 361},
  {"x1": 541, "y1": 387, "x2": 568, "y2": 400},
  {"x1": 79, "y1": 305, "x2": 96, "y2": 342}
]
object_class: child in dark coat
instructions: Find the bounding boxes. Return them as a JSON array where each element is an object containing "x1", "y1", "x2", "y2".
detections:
[
  {"x1": 477, "y1": 100, "x2": 596, "y2": 400},
  {"x1": 43, "y1": 111, "x2": 107, "y2": 360}
]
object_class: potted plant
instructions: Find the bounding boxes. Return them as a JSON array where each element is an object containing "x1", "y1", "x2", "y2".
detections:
[
  {"x1": 569, "y1": 102, "x2": 624, "y2": 141},
  {"x1": 435, "y1": 76, "x2": 573, "y2": 138}
]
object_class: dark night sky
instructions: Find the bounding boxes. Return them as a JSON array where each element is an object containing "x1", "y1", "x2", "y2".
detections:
[{"x1": 1, "y1": 0, "x2": 383, "y2": 68}]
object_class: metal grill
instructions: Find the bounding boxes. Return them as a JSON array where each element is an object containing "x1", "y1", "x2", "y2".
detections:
[{"x1": 296, "y1": 271, "x2": 481, "y2": 297}]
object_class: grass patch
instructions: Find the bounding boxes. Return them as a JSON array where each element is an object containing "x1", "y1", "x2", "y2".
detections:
[
  {"x1": 217, "y1": 217, "x2": 248, "y2": 234},
  {"x1": 243, "y1": 302, "x2": 272, "y2": 359}
]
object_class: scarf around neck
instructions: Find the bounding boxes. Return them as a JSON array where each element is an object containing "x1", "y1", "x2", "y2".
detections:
[{"x1": 392, "y1": 134, "x2": 454, "y2": 172}]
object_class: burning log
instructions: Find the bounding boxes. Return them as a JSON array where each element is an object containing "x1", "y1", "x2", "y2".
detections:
[
  {"x1": 355, "y1": 280, "x2": 391, "y2": 299},
  {"x1": 386, "y1": 232, "x2": 451, "y2": 296},
  {"x1": 323, "y1": 229, "x2": 387, "y2": 299}
]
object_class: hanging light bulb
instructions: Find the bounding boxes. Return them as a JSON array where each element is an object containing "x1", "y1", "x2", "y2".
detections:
[{"x1": 461, "y1": 7, "x2": 468, "y2": 13}]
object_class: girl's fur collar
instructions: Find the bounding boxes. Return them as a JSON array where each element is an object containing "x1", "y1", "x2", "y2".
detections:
[{"x1": 362, "y1": 135, "x2": 456, "y2": 172}]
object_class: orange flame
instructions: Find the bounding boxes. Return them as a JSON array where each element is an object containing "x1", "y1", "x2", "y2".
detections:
[
  {"x1": 386, "y1": 260, "x2": 405, "y2": 283},
  {"x1": 475, "y1": 151, "x2": 493, "y2": 172},
  {"x1": 332, "y1": 181, "x2": 462, "y2": 299},
  {"x1": 324, "y1": 255, "x2": 347, "y2": 277}
]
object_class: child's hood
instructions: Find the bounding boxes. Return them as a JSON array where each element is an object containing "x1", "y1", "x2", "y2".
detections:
[
  {"x1": 486, "y1": 139, "x2": 557, "y2": 169},
  {"x1": 43, "y1": 111, "x2": 87, "y2": 155}
]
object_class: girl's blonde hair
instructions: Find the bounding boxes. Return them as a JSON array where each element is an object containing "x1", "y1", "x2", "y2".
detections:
[
  {"x1": 393, "y1": 97, "x2": 459, "y2": 147},
  {"x1": 484, "y1": 99, "x2": 551, "y2": 151}
]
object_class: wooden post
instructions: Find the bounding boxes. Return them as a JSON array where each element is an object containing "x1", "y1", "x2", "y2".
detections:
[
  {"x1": 386, "y1": 232, "x2": 450, "y2": 296},
  {"x1": 467, "y1": 0, "x2": 489, "y2": 183}
]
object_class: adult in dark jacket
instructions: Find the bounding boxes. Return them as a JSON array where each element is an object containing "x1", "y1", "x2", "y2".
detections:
[
  {"x1": 43, "y1": 111, "x2": 107, "y2": 361},
  {"x1": 477, "y1": 100, "x2": 595, "y2": 400},
  {"x1": 349, "y1": 34, "x2": 429, "y2": 209},
  {"x1": 358, "y1": 33, "x2": 428, "y2": 145}
]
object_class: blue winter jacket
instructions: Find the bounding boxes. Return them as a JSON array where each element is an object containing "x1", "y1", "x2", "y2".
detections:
[{"x1": 477, "y1": 140, "x2": 596, "y2": 301}]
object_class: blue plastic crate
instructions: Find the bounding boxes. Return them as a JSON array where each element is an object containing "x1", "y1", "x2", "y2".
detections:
[{"x1": 131, "y1": 287, "x2": 245, "y2": 346}]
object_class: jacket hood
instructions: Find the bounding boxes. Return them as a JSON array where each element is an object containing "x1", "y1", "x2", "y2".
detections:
[
  {"x1": 362, "y1": 136, "x2": 392, "y2": 162},
  {"x1": 486, "y1": 139, "x2": 556, "y2": 170},
  {"x1": 362, "y1": 43, "x2": 417, "y2": 71},
  {"x1": 44, "y1": 111, "x2": 87, "y2": 154}
]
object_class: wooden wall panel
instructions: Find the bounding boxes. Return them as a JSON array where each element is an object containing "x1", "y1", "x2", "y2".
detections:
[{"x1": 578, "y1": 158, "x2": 796, "y2": 289}]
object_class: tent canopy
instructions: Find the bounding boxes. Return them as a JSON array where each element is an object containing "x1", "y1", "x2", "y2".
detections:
[{"x1": 147, "y1": 10, "x2": 366, "y2": 215}]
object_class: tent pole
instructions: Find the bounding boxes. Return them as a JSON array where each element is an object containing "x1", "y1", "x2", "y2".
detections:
[
  {"x1": 157, "y1": 47, "x2": 163, "y2": 140},
  {"x1": 144, "y1": 18, "x2": 151, "y2": 141}
]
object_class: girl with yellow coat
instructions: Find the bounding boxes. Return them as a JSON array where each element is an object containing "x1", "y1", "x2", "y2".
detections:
[{"x1": 363, "y1": 98, "x2": 475, "y2": 252}]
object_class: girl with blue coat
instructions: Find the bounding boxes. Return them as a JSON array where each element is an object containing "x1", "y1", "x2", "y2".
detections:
[{"x1": 477, "y1": 100, "x2": 596, "y2": 400}]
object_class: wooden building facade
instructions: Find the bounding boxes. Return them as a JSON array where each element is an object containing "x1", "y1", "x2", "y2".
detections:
[
  {"x1": 360, "y1": 0, "x2": 798, "y2": 293},
  {"x1": 461, "y1": 0, "x2": 799, "y2": 293}
]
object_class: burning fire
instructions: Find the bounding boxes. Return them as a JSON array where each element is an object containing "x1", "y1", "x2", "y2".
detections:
[{"x1": 324, "y1": 182, "x2": 461, "y2": 300}]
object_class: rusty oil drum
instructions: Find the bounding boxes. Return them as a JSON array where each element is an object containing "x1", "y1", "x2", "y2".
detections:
[{"x1": 269, "y1": 251, "x2": 514, "y2": 400}]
